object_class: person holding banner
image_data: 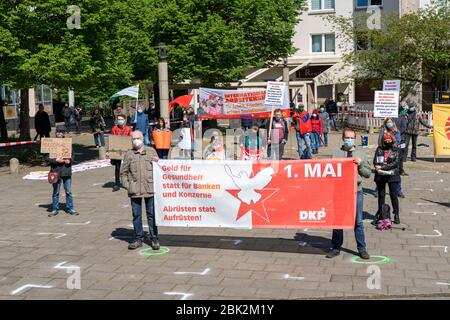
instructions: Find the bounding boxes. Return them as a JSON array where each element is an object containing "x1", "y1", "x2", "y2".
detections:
[
  {"x1": 373, "y1": 132, "x2": 401, "y2": 224},
  {"x1": 265, "y1": 109, "x2": 288, "y2": 160},
  {"x1": 292, "y1": 105, "x2": 313, "y2": 160},
  {"x1": 109, "y1": 115, "x2": 133, "y2": 192},
  {"x1": 120, "y1": 131, "x2": 160, "y2": 250},
  {"x1": 46, "y1": 126, "x2": 78, "y2": 217},
  {"x1": 327, "y1": 128, "x2": 371, "y2": 259}
]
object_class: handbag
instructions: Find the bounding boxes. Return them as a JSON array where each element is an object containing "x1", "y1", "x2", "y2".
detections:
[{"x1": 48, "y1": 171, "x2": 59, "y2": 184}]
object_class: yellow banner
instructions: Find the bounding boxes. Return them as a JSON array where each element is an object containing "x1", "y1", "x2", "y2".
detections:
[{"x1": 432, "y1": 104, "x2": 450, "y2": 156}]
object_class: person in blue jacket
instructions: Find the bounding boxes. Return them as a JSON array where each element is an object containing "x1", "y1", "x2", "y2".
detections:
[{"x1": 131, "y1": 106, "x2": 150, "y2": 145}]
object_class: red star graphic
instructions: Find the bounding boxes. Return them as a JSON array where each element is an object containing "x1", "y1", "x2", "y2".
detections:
[{"x1": 226, "y1": 189, "x2": 278, "y2": 222}]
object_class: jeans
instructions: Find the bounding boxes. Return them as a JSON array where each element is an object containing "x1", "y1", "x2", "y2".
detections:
[
  {"x1": 295, "y1": 132, "x2": 312, "y2": 159},
  {"x1": 376, "y1": 180, "x2": 400, "y2": 216},
  {"x1": 404, "y1": 134, "x2": 418, "y2": 160},
  {"x1": 329, "y1": 114, "x2": 338, "y2": 130},
  {"x1": 311, "y1": 132, "x2": 321, "y2": 149},
  {"x1": 52, "y1": 176, "x2": 73, "y2": 211},
  {"x1": 131, "y1": 196, "x2": 158, "y2": 241},
  {"x1": 267, "y1": 143, "x2": 285, "y2": 160},
  {"x1": 64, "y1": 118, "x2": 71, "y2": 132},
  {"x1": 94, "y1": 131, "x2": 105, "y2": 147},
  {"x1": 143, "y1": 131, "x2": 150, "y2": 146},
  {"x1": 323, "y1": 132, "x2": 329, "y2": 146},
  {"x1": 331, "y1": 190, "x2": 366, "y2": 253}
]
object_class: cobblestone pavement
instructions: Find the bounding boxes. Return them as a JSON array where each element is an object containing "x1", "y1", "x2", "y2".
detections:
[{"x1": 0, "y1": 131, "x2": 449, "y2": 300}]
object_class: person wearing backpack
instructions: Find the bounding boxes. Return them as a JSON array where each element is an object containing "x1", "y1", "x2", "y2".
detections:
[
  {"x1": 327, "y1": 128, "x2": 371, "y2": 260},
  {"x1": 373, "y1": 132, "x2": 401, "y2": 224}
]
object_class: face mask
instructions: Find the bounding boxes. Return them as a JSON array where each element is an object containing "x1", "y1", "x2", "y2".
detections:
[
  {"x1": 319, "y1": 108, "x2": 324, "y2": 112},
  {"x1": 409, "y1": 107, "x2": 415, "y2": 112},
  {"x1": 132, "y1": 139, "x2": 143, "y2": 149},
  {"x1": 384, "y1": 141, "x2": 393, "y2": 147},
  {"x1": 117, "y1": 119, "x2": 125, "y2": 126},
  {"x1": 275, "y1": 115, "x2": 281, "y2": 121},
  {"x1": 298, "y1": 108, "x2": 304, "y2": 112},
  {"x1": 386, "y1": 123, "x2": 394, "y2": 129},
  {"x1": 344, "y1": 138, "x2": 355, "y2": 149},
  {"x1": 137, "y1": 109, "x2": 143, "y2": 114},
  {"x1": 312, "y1": 115, "x2": 317, "y2": 119}
]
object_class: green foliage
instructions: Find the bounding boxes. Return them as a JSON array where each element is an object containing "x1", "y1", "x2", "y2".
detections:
[{"x1": 16, "y1": 148, "x2": 45, "y2": 163}]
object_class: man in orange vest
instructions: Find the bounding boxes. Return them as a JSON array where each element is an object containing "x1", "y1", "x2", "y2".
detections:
[{"x1": 292, "y1": 104, "x2": 313, "y2": 159}]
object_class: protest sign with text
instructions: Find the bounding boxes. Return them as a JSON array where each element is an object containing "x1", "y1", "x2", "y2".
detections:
[
  {"x1": 374, "y1": 91, "x2": 399, "y2": 118},
  {"x1": 40, "y1": 138, "x2": 72, "y2": 159}
]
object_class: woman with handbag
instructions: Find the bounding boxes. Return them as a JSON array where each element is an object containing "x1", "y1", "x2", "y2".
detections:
[
  {"x1": 46, "y1": 126, "x2": 78, "y2": 217},
  {"x1": 373, "y1": 132, "x2": 401, "y2": 224},
  {"x1": 90, "y1": 108, "x2": 106, "y2": 148}
]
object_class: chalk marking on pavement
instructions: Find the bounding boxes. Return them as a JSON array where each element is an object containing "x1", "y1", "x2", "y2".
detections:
[
  {"x1": 128, "y1": 224, "x2": 148, "y2": 229},
  {"x1": 163, "y1": 292, "x2": 193, "y2": 300},
  {"x1": 121, "y1": 204, "x2": 129, "y2": 208},
  {"x1": 412, "y1": 188, "x2": 434, "y2": 192},
  {"x1": 416, "y1": 203, "x2": 438, "y2": 206},
  {"x1": 413, "y1": 211, "x2": 439, "y2": 216},
  {"x1": 54, "y1": 261, "x2": 73, "y2": 270},
  {"x1": 415, "y1": 230, "x2": 442, "y2": 237},
  {"x1": 37, "y1": 233, "x2": 67, "y2": 239},
  {"x1": 283, "y1": 274, "x2": 305, "y2": 280},
  {"x1": 220, "y1": 239, "x2": 242, "y2": 245},
  {"x1": 418, "y1": 245, "x2": 448, "y2": 253},
  {"x1": 303, "y1": 229, "x2": 331, "y2": 234},
  {"x1": 65, "y1": 221, "x2": 91, "y2": 225},
  {"x1": 11, "y1": 284, "x2": 53, "y2": 295},
  {"x1": 109, "y1": 235, "x2": 134, "y2": 241},
  {"x1": 174, "y1": 268, "x2": 210, "y2": 276},
  {"x1": 436, "y1": 282, "x2": 450, "y2": 286}
]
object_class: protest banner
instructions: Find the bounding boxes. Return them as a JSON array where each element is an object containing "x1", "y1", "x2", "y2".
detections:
[
  {"x1": 383, "y1": 80, "x2": 401, "y2": 92},
  {"x1": 154, "y1": 159, "x2": 357, "y2": 229},
  {"x1": 432, "y1": 104, "x2": 450, "y2": 156},
  {"x1": 108, "y1": 135, "x2": 132, "y2": 160},
  {"x1": 40, "y1": 138, "x2": 72, "y2": 159},
  {"x1": 198, "y1": 87, "x2": 289, "y2": 119},
  {"x1": 374, "y1": 91, "x2": 399, "y2": 118}
]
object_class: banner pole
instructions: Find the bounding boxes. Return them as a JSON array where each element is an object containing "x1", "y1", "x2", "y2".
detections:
[{"x1": 268, "y1": 104, "x2": 276, "y2": 146}]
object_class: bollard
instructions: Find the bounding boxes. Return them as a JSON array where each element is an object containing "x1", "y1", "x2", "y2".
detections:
[
  {"x1": 10, "y1": 158, "x2": 19, "y2": 174},
  {"x1": 98, "y1": 146, "x2": 106, "y2": 160}
]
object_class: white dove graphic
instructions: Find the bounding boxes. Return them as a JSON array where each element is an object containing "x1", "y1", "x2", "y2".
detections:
[{"x1": 225, "y1": 166, "x2": 275, "y2": 205}]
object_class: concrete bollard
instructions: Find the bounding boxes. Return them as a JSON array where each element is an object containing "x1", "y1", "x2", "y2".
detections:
[
  {"x1": 10, "y1": 158, "x2": 19, "y2": 174},
  {"x1": 98, "y1": 146, "x2": 106, "y2": 160}
]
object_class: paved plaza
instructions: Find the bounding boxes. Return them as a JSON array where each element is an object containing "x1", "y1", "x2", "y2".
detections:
[{"x1": 0, "y1": 131, "x2": 449, "y2": 300}]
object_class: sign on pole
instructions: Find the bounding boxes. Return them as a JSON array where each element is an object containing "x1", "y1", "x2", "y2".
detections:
[
  {"x1": 374, "y1": 91, "x2": 399, "y2": 118},
  {"x1": 264, "y1": 81, "x2": 286, "y2": 107},
  {"x1": 383, "y1": 80, "x2": 401, "y2": 92}
]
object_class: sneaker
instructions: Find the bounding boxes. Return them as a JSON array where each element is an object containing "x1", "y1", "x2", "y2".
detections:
[
  {"x1": 326, "y1": 249, "x2": 340, "y2": 258},
  {"x1": 359, "y1": 251, "x2": 370, "y2": 260},
  {"x1": 112, "y1": 185, "x2": 120, "y2": 192},
  {"x1": 66, "y1": 209, "x2": 79, "y2": 215},
  {"x1": 48, "y1": 210, "x2": 59, "y2": 217},
  {"x1": 398, "y1": 192, "x2": 405, "y2": 198},
  {"x1": 128, "y1": 240, "x2": 143, "y2": 250},
  {"x1": 151, "y1": 240, "x2": 160, "y2": 251}
]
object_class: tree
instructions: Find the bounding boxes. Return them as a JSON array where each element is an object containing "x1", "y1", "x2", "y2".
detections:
[{"x1": 328, "y1": 5, "x2": 450, "y2": 101}]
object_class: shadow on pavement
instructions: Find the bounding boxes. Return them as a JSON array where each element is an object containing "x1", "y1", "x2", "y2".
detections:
[
  {"x1": 420, "y1": 198, "x2": 450, "y2": 208},
  {"x1": 109, "y1": 228, "x2": 363, "y2": 255},
  {"x1": 415, "y1": 157, "x2": 450, "y2": 163}
]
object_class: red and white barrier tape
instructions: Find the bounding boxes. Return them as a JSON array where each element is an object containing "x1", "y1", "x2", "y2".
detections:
[{"x1": 0, "y1": 141, "x2": 36, "y2": 148}]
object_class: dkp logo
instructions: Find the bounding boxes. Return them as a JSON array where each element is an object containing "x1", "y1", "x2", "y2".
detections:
[
  {"x1": 67, "y1": 5, "x2": 81, "y2": 30},
  {"x1": 66, "y1": 265, "x2": 81, "y2": 290}
]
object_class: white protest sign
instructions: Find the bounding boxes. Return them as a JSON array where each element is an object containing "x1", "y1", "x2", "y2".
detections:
[
  {"x1": 264, "y1": 82, "x2": 286, "y2": 107},
  {"x1": 383, "y1": 80, "x2": 401, "y2": 92},
  {"x1": 374, "y1": 91, "x2": 399, "y2": 118}
]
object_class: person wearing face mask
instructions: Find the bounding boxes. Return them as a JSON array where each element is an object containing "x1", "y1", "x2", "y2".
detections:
[
  {"x1": 318, "y1": 105, "x2": 330, "y2": 147},
  {"x1": 373, "y1": 132, "x2": 401, "y2": 224},
  {"x1": 292, "y1": 104, "x2": 313, "y2": 159},
  {"x1": 120, "y1": 130, "x2": 160, "y2": 250},
  {"x1": 404, "y1": 100, "x2": 431, "y2": 162},
  {"x1": 153, "y1": 118, "x2": 171, "y2": 159},
  {"x1": 310, "y1": 109, "x2": 323, "y2": 154},
  {"x1": 378, "y1": 118, "x2": 404, "y2": 198},
  {"x1": 109, "y1": 115, "x2": 133, "y2": 192},
  {"x1": 132, "y1": 106, "x2": 150, "y2": 146},
  {"x1": 266, "y1": 109, "x2": 289, "y2": 160},
  {"x1": 327, "y1": 128, "x2": 371, "y2": 259},
  {"x1": 241, "y1": 125, "x2": 263, "y2": 160}
]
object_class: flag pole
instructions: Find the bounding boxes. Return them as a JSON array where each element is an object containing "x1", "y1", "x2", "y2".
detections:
[{"x1": 135, "y1": 84, "x2": 139, "y2": 123}]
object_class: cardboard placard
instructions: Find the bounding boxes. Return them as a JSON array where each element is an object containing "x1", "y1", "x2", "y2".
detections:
[
  {"x1": 41, "y1": 138, "x2": 72, "y2": 159},
  {"x1": 108, "y1": 135, "x2": 132, "y2": 160}
]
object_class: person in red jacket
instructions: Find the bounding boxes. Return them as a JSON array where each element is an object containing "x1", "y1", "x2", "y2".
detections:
[
  {"x1": 292, "y1": 104, "x2": 313, "y2": 159},
  {"x1": 310, "y1": 109, "x2": 323, "y2": 154},
  {"x1": 110, "y1": 115, "x2": 132, "y2": 192}
]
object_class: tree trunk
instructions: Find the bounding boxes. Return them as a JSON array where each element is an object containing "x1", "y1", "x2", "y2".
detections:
[
  {"x1": 0, "y1": 100, "x2": 8, "y2": 142},
  {"x1": 19, "y1": 89, "x2": 31, "y2": 141}
]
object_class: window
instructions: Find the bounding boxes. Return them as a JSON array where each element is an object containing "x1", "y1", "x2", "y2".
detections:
[
  {"x1": 356, "y1": 0, "x2": 382, "y2": 8},
  {"x1": 311, "y1": 34, "x2": 335, "y2": 53},
  {"x1": 310, "y1": 0, "x2": 335, "y2": 11}
]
